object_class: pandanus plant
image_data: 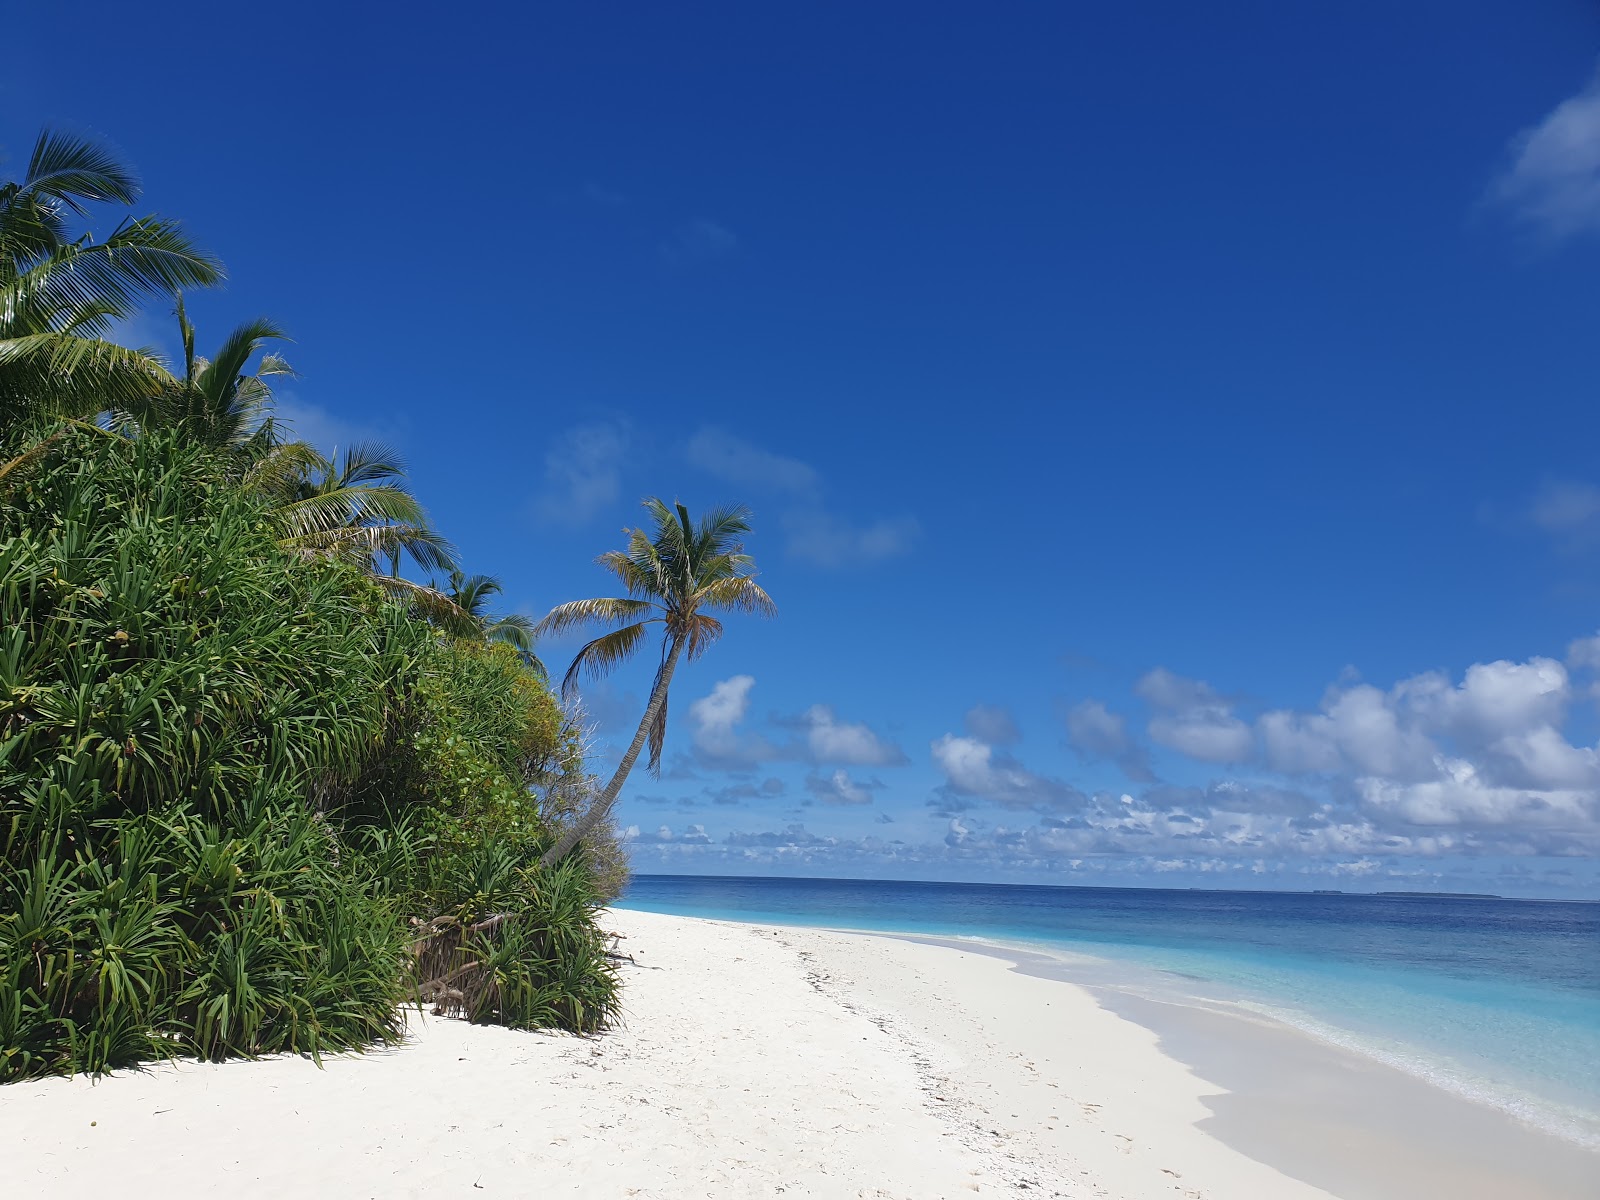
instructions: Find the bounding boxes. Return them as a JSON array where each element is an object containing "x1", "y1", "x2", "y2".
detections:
[{"x1": 535, "y1": 498, "x2": 774, "y2": 866}]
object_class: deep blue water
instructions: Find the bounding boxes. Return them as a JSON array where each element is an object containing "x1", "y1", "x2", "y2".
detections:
[{"x1": 617, "y1": 874, "x2": 1600, "y2": 1147}]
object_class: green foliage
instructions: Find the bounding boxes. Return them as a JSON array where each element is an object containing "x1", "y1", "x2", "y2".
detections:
[
  {"x1": 1, "y1": 129, "x2": 223, "y2": 425},
  {"x1": 409, "y1": 845, "x2": 620, "y2": 1032},
  {"x1": 1, "y1": 423, "x2": 620, "y2": 1081}
]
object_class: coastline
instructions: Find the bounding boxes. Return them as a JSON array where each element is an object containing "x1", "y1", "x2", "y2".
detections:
[
  {"x1": 865, "y1": 931, "x2": 1599, "y2": 1200},
  {"x1": 6, "y1": 909, "x2": 1592, "y2": 1198}
]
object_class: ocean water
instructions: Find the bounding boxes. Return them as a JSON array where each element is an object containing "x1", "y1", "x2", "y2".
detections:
[{"x1": 616, "y1": 874, "x2": 1600, "y2": 1149}]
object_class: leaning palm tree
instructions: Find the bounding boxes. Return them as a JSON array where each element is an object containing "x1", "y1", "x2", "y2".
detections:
[
  {"x1": 535, "y1": 498, "x2": 775, "y2": 866},
  {"x1": 444, "y1": 569, "x2": 545, "y2": 676},
  {"x1": 0, "y1": 129, "x2": 222, "y2": 426}
]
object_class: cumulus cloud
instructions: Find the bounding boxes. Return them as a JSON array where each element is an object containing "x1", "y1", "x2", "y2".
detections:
[
  {"x1": 533, "y1": 422, "x2": 629, "y2": 526},
  {"x1": 798, "y1": 705, "x2": 908, "y2": 766},
  {"x1": 1063, "y1": 699, "x2": 1156, "y2": 781},
  {"x1": 687, "y1": 675, "x2": 758, "y2": 759},
  {"x1": 725, "y1": 822, "x2": 834, "y2": 849},
  {"x1": 623, "y1": 823, "x2": 712, "y2": 845},
  {"x1": 1568, "y1": 632, "x2": 1600, "y2": 671},
  {"x1": 1356, "y1": 761, "x2": 1597, "y2": 832},
  {"x1": 622, "y1": 779, "x2": 1600, "y2": 893},
  {"x1": 645, "y1": 642, "x2": 1600, "y2": 890},
  {"x1": 1490, "y1": 62, "x2": 1600, "y2": 242},
  {"x1": 1137, "y1": 669, "x2": 1254, "y2": 763},
  {"x1": 684, "y1": 677, "x2": 907, "y2": 769},
  {"x1": 1249, "y1": 653, "x2": 1600, "y2": 846},
  {"x1": 964, "y1": 704, "x2": 1021, "y2": 745},
  {"x1": 706, "y1": 778, "x2": 786, "y2": 806},
  {"x1": 930, "y1": 734, "x2": 1084, "y2": 814},
  {"x1": 804, "y1": 769, "x2": 882, "y2": 805}
]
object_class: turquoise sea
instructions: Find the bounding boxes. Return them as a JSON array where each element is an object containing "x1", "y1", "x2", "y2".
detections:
[{"x1": 617, "y1": 874, "x2": 1600, "y2": 1149}]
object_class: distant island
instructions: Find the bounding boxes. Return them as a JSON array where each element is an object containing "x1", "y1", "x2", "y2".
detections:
[{"x1": 1311, "y1": 890, "x2": 1504, "y2": 899}]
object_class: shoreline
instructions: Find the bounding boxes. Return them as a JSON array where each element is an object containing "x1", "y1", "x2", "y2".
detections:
[
  {"x1": 866, "y1": 929, "x2": 1598, "y2": 1200},
  {"x1": 6, "y1": 909, "x2": 1594, "y2": 1198}
]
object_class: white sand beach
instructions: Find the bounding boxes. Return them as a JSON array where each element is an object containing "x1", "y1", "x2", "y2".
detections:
[{"x1": 5, "y1": 909, "x2": 1592, "y2": 1199}]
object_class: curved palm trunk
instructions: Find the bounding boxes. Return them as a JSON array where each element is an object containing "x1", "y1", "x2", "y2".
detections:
[{"x1": 540, "y1": 637, "x2": 685, "y2": 868}]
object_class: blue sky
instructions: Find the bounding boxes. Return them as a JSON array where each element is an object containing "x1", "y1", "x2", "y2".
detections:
[{"x1": 6, "y1": 2, "x2": 1600, "y2": 897}]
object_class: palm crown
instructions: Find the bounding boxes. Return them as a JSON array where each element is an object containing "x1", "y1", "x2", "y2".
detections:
[
  {"x1": 534, "y1": 499, "x2": 774, "y2": 867},
  {"x1": 538, "y1": 498, "x2": 775, "y2": 774},
  {"x1": 0, "y1": 129, "x2": 222, "y2": 423}
]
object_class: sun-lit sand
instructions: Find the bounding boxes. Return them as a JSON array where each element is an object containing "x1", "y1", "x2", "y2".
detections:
[{"x1": 8, "y1": 908, "x2": 1582, "y2": 1199}]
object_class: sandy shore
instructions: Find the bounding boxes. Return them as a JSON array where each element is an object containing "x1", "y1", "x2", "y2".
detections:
[{"x1": 4, "y1": 909, "x2": 1590, "y2": 1198}]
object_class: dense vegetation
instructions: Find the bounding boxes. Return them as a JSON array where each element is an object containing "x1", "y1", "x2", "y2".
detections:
[{"x1": 0, "y1": 132, "x2": 623, "y2": 1081}]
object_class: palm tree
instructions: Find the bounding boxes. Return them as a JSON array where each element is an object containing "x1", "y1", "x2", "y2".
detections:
[
  {"x1": 159, "y1": 297, "x2": 296, "y2": 456},
  {"x1": 275, "y1": 441, "x2": 457, "y2": 580},
  {"x1": 0, "y1": 129, "x2": 222, "y2": 425},
  {"x1": 534, "y1": 498, "x2": 775, "y2": 866},
  {"x1": 444, "y1": 570, "x2": 545, "y2": 676}
]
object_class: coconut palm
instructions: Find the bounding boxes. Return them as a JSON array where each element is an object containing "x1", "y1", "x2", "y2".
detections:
[
  {"x1": 159, "y1": 297, "x2": 295, "y2": 456},
  {"x1": 0, "y1": 129, "x2": 222, "y2": 425},
  {"x1": 534, "y1": 498, "x2": 774, "y2": 866},
  {"x1": 275, "y1": 441, "x2": 456, "y2": 576},
  {"x1": 444, "y1": 570, "x2": 545, "y2": 675}
]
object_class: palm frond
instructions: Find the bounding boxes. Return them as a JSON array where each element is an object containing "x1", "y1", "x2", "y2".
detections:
[
  {"x1": 597, "y1": 548, "x2": 661, "y2": 598},
  {"x1": 332, "y1": 441, "x2": 407, "y2": 486},
  {"x1": 562, "y1": 623, "x2": 650, "y2": 699},
  {"x1": 21, "y1": 129, "x2": 140, "y2": 213},
  {"x1": 535, "y1": 597, "x2": 656, "y2": 639},
  {"x1": 694, "y1": 575, "x2": 777, "y2": 617},
  {"x1": 196, "y1": 317, "x2": 289, "y2": 406},
  {"x1": 0, "y1": 331, "x2": 173, "y2": 423},
  {"x1": 372, "y1": 575, "x2": 477, "y2": 635}
]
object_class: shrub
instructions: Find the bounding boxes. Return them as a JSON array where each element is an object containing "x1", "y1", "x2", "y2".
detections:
[{"x1": 1, "y1": 425, "x2": 619, "y2": 1080}]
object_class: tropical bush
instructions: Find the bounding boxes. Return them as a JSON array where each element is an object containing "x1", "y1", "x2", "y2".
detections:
[{"x1": 0, "y1": 423, "x2": 619, "y2": 1082}]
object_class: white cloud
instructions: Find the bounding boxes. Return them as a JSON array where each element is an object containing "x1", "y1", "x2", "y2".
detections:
[
  {"x1": 1261, "y1": 684, "x2": 1437, "y2": 780},
  {"x1": 1063, "y1": 699, "x2": 1128, "y2": 757},
  {"x1": 1063, "y1": 698, "x2": 1157, "y2": 781},
  {"x1": 784, "y1": 510, "x2": 920, "y2": 568},
  {"x1": 800, "y1": 705, "x2": 908, "y2": 766},
  {"x1": 1137, "y1": 669, "x2": 1253, "y2": 763},
  {"x1": 685, "y1": 428, "x2": 818, "y2": 494},
  {"x1": 1530, "y1": 480, "x2": 1600, "y2": 534},
  {"x1": 1491, "y1": 62, "x2": 1600, "y2": 242},
  {"x1": 683, "y1": 677, "x2": 906, "y2": 768},
  {"x1": 930, "y1": 734, "x2": 1083, "y2": 813},
  {"x1": 1568, "y1": 632, "x2": 1600, "y2": 671},
  {"x1": 1356, "y1": 760, "x2": 1597, "y2": 832},
  {"x1": 533, "y1": 422, "x2": 628, "y2": 526},
  {"x1": 687, "y1": 675, "x2": 756, "y2": 759},
  {"x1": 964, "y1": 704, "x2": 1021, "y2": 745},
  {"x1": 804, "y1": 769, "x2": 880, "y2": 806},
  {"x1": 623, "y1": 823, "x2": 711, "y2": 845},
  {"x1": 1407, "y1": 657, "x2": 1569, "y2": 737}
]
